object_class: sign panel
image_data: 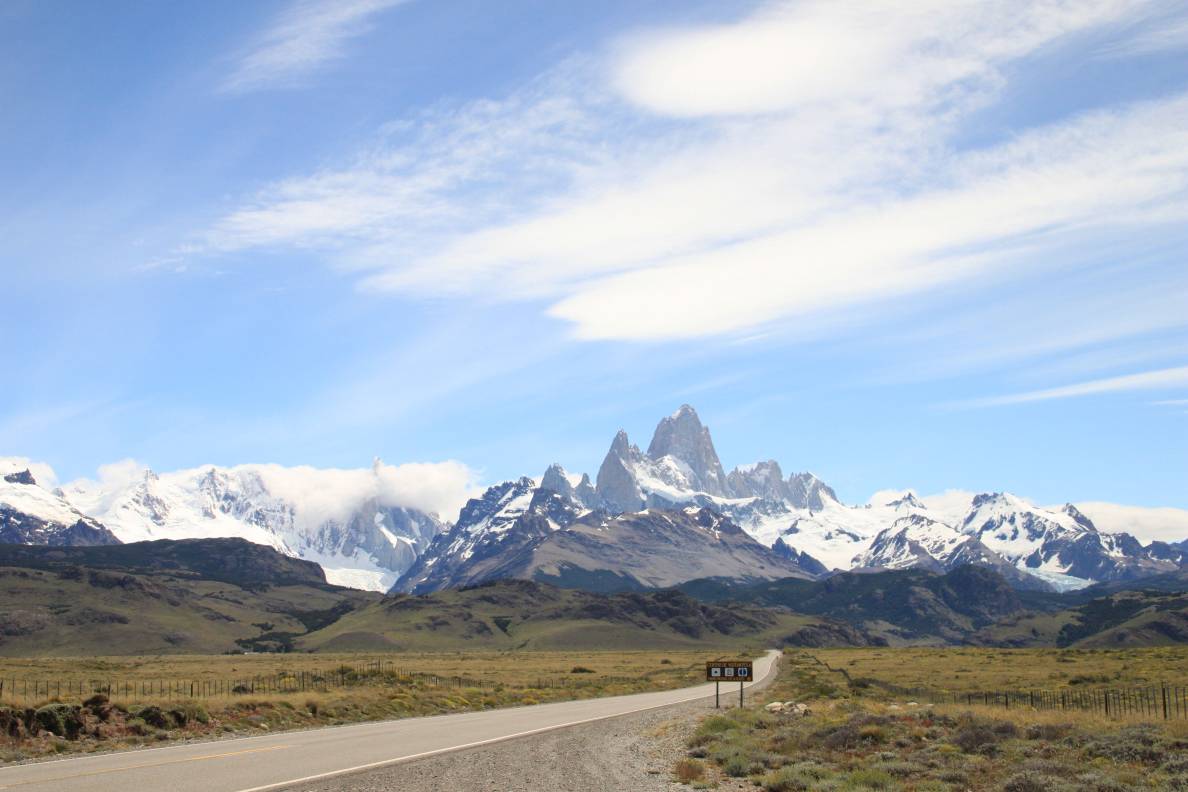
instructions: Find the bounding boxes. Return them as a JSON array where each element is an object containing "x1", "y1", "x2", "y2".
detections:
[{"x1": 706, "y1": 660, "x2": 753, "y2": 682}]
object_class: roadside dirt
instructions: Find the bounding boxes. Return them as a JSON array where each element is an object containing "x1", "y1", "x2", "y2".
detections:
[{"x1": 288, "y1": 676, "x2": 776, "y2": 791}]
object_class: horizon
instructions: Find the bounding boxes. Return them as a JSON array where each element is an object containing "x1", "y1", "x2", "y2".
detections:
[{"x1": 3, "y1": 1, "x2": 1187, "y2": 513}]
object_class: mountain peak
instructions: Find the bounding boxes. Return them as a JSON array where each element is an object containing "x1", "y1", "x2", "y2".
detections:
[
  {"x1": 3, "y1": 469, "x2": 36, "y2": 486},
  {"x1": 787, "y1": 472, "x2": 840, "y2": 510},
  {"x1": 539, "y1": 463, "x2": 575, "y2": 497},
  {"x1": 727, "y1": 459, "x2": 790, "y2": 501},
  {"x1": 1061, "y1": 503, "x2": 1097, "y2": 532},
  {"x1": 887, "y1": 492, "x2": 925, "y2": 509},
  {"x1": 646, "y1": 405, "x2": 729, "y2": 497}
]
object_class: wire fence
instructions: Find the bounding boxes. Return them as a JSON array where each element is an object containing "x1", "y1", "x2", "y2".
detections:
[
  {"x1": 807, "y1": 655, "x2": 1188, "y2": 721},
  {"x1": 0, "y1": 659, "x2": 638, "y2": 705}
]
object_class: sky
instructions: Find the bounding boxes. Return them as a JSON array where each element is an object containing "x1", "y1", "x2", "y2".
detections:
[{"x1": 2, "y1": 0, "x2": 1187, "y2": 511}]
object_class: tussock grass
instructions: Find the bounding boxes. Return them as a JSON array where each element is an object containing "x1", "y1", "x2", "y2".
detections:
[
  {"x1": 677, "y1": 648, "x2": 1188, "y2": 791},
  {"x1": 808, "y1": 646, "x2": 1188, "y2": 693}
]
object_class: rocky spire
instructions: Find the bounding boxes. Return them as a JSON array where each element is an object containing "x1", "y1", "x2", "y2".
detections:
[
  {"x1": 539, "y1": 463, "x2": 576, "y2": 499},
  {"x1": 726, "y1": 460, "x2": 791, "y2": 501},
  {"x1": 646, "y1": 405, "x2": 730, "y2": 497},
  {"x1": 595, "y1": 430, "x2": 645, "y2": 513}
]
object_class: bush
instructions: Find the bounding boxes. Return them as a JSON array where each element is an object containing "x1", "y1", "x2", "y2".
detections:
[
  {"x1": 130, "y1": 705, "x2": 174, "y2": 730},
  {"x1": 761, "y1": 763, "x2": 831, "y2": 791},
  {"x1": 952, "y1": 718, "x2": 1015, "y2": 755},
  {"x1": 844, "y1": 768, "x2": 898, "y2": 789},
  {"x1": 1082, "y1": 726, "x2": 1168, "y2": 765},
  {"x1": 722, "y1": 752, "x2": 757, "y2": 777},
  {"x1": 0, "y1": 707, "x2": 26, "y2": 739},
  {"x1": 1025, "y1": 723, "x2": 1072, "y2": 741},
  {"x1": 570, "y1": 666, "x2": 595, "y2": 674},
  {"x1": 33, "y1": 704, "x2": 83, "y2": 739}
]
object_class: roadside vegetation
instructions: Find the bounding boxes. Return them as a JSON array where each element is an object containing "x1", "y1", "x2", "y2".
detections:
[
  {"x1": 0, "y1": 650, "x2": 717, "y2": 763},
  {"x1": 675, "y1": 648, "x2": 1188, "y2": 791}
]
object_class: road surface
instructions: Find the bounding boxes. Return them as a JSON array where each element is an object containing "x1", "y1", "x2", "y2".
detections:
[{"x1": 0, "y1": 650, "x2": 779, "y2": 792}]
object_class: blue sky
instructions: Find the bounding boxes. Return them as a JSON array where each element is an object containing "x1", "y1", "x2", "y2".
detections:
[{"x1": 2, "y1": 0, "x2": 1187, "y2": 509}]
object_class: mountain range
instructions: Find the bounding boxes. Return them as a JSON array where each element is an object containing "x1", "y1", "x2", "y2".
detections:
[{"x1": 2, "y1": 405, "x2": 1185, "y2": 594}]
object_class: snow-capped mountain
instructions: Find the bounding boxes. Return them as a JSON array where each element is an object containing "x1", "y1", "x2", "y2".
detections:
[
  {"x1": 394, "y1": 404, "x2": 1184, "y2": 594},
  {"x1": 578, "y1": 406, "x2": 1183, "y2": 591},
  {"x1": 0, "y1": 466, "x2": 120, "y2": 546},
  {"x1": 3, "y1": 404, "x2": 1184, "y2": 594},
  {"x1": 57, "y1": 460, "x2": 448, "y2": 591},
  {"x1": 396, "y1": 461, "x2": 815, "y2": 594}
]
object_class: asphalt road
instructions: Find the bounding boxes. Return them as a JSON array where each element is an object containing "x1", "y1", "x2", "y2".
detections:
[{"x1": 0, "y1": 650, "x2": 779, "y2": 792}]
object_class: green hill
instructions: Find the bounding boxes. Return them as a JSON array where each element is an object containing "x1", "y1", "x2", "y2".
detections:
[
  {"x1": 974, "y1": 589, "x2": 1188, "y2": 648},
  {"x1": 0, "y1": 539, "x2": 378, "y2": 655},
  {"x1": 679, "y1": 565, "x2": 1026, "y2": 645},
  {"x1": 298, "y1": 579, "x2": 870, "y2": 652}
]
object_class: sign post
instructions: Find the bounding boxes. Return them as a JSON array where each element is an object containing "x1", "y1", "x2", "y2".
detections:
[{"x1": 706, "y1": 660, "x2": 753, "y2": 708}]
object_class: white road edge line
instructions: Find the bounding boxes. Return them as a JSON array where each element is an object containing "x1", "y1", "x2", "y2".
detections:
[{"x1": 234, "y1": 652, "x2": 779, "y2": 792}]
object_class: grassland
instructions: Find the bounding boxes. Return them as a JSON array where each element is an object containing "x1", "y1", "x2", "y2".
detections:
[
  {"x1": 0, "y1": 650, "x2": 738, "y2": 764},
  {"x1": 674, "y1": 647, "x2": 1188, "y2": 791},
  {"x1": 807, "y1": 646, "x2": 1188, "y2": 693}
]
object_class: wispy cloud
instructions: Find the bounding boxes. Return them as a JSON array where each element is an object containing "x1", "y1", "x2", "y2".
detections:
[
  {"x1": 222, "y1": 0, "x2": 409, "y2": 93},
  {"x1": 947, "y1": 365, "x2": 1188, "y2": 409},
  {"x1": 201, "y1": 0, "x2": 1188, "y2": 348},
  {"x1": 1095, "y1": 7, "x2": 1188, "y2": 58}
]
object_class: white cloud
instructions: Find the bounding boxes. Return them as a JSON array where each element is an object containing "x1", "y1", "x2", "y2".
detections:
[
  {"x1": 1095, "y1": 8, "x2": 1188, "y2": 57},
  {"x1": 949, "y1": 364, "x2": 1188, "y2": 408},
  {"x1": 248, "y1": 459, "x2": 479, "y2": 524},
  {"x1": 202, "y1": 0, "x2": 1188, "y2": 348},
  {"x1": 222, "y1": 0, "x2": 409, "y2": 93},
  {"x1": 66, "y1": 458, "x2": 481, "y2": 526},
  {"x1": 1071, "y1": 501, "x2": 1188, "y2": 543},
  {"x1": 612, "y1": 0, "x2": 1139, "y2": 117}
]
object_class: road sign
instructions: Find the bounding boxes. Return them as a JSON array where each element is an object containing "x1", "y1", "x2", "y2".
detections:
[
  {"x1": 707, "y1": 660, "x2": 753, "y2": 708},
  {"x1": 706, "y1": 660, "x2": 752, "y2": 681}
]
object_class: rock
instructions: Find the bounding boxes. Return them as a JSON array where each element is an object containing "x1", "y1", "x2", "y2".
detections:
[{"x1": 764, "y1": 702, "x2": 785, "y2": 713}]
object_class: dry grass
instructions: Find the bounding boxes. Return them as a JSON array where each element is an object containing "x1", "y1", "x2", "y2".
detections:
[
  {"x1": 679, "y1": 648, "x2": 1188, "y2": 791},
  {"x1": 0, "y1": 650, "x2": 716, "y2": 763},
  {"x1": 674, "y1": 757, "x2": 706, "y2": 783},
  {"x1": 806, "y1": 646, "x2": 1188, "y2": 693}
]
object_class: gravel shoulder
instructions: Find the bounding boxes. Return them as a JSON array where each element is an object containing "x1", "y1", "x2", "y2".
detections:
[{"x1": 288, "y1": 669, "x2": 778, "y2": 792}]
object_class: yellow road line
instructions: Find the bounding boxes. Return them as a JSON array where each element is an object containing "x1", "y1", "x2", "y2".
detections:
[{"x1": 0, "y1": 744, "x2": 291, "y2": 789}]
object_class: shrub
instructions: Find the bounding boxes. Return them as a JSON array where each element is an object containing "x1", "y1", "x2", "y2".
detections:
[
  {"x1": 125, "y1": 717, "x2": 150, "y2": 736},
  {"x1": 843, "y1": 768, "x2": 898, "y2": 789},
  {"x1": 130, "y1": 705, "x2": 174, "y2": 730},
  {"x1": 721, "y1": 753, "x2": 756, "y2": 778},
  {"x1": 1025, "y1": 723, "x2": 1072, "y2": 741},
  {"x1": 952, "y1": 718, "x2": 1014, "y2": 755},
  {"x1": 33, "y1": 704, "x2": 83, "y2": 739},
  {"x1": 761, "y1": 763, "x2": 831, "y2": 791},
  {"x1": 697, "y1": 715, "x2": 737, "y2": 736},
  {"x1": 674, "y1": 758, "x2": 705, "y2": 783},
  {"x1": 858, "y1": 724, "x2": 888, "y2": 744},
  {"x1": 1082, "y1": 726, "x2": 1168, "y2": 765},
  {"x1": 570, "y1": 666, "x2": 595, "y2": 674}
]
